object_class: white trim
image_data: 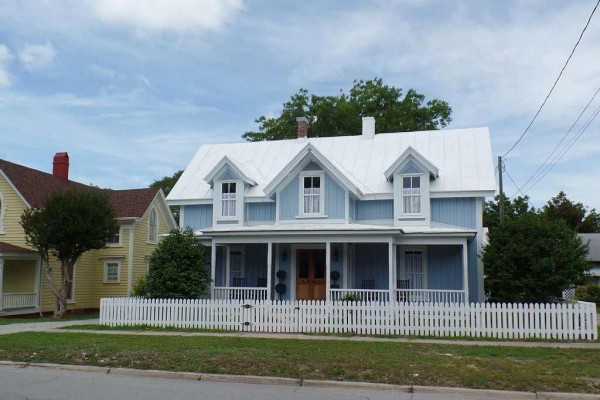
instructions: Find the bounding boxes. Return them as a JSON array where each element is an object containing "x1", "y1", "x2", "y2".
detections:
[
  {"x1": 167, "y1": 199, "x2": 212, "y2": 206},
  {"x1": 103, "y1": 260, "x2": 122, "y2": 284},
  {"x1": 179, "y1": 205, "x2": 185, "y2": 230},
  {"x1": 394, "y1": 172, "x2": 430, "y2": 226},
  {"x1": 430, "y1": 190, "x2": 496, "y2": 198},
  {"x1": 127, "y1": 223, "x2": 136, "y2": 294},
  {"x1": 214, "y1": 179, "x2": 244, "y2": 226},
  {"x1": 475, "y1": 197, "x2": 485, "y2": 302},
  {"x1": 298, "y1": 171, "x2": 325, "y2": 217},
  {"x1": 210, "y1": 242, "x2": 216, "y2": 298},
  {"x1": 344, "y1": 190, "x2": 350, "y2": 223},
  {"x1": 147, "y1": 208, "x2": 158, "y2": 244},
  {"x1": 400, "y1": 175, "x2": 424, "y2": 216},
  {"x1": 267, "y1": 242, "x2": 273, "y2": 300},
  {"x1": 325, "y1": 241, "x2": 331, "y2": 302},
  {"x1": 204, "y1": 155, "x2": 257, "y2": 186},
  {"x1": 0, "y1": 192, "x2": 5, "y2": 234},
  {"x1": 384, "y1": 146, "x2": 439, "y2": 180},
  {"x1": 154, "y1": 189, "x2": 178, "y2": 231},
  {"x1": 0, "y1": 170, "x2": 31, "y2": 208},
  {"x1": 462, "y1": 238, "x2": 469, "y2": 303}
]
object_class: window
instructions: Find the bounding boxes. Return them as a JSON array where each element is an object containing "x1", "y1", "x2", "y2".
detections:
[
  {"x1": 405, "y1": 251, "x2": 424, "y2": 289},
  {"x1": 148, "y1": 208, "x2": 158, "y2": 243},
  {"x1": 402, "y1": 176, "x2": 421, "y2": 214},
  {"x1": 107, "y1": 226, "x2": 121, "y2": 245},
  {"x1": 301, "y1": 173, "x2": 324, "y2": 215},
  {"x1": 104, "y1": 261, "x2": 121, "y2": 283},
  {"x1": 220, "y1": 182, "x2": 237, "y2": 217}
]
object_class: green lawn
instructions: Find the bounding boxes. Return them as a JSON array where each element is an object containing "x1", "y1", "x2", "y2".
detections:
[
  {"x1": 0, "y1": 313, "x2": 98, "y2": 325},
  {"x1": 0, "y1": 331, "x2": 599, "y2": 393}
]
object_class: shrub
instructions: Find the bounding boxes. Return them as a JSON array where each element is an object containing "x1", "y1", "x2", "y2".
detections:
[
  {"x1": 131, "y1": 276, "x2": 148, "y2": 297},
  {"x1": 575, "y1": 284, "x2": 600, "y2": 306}
]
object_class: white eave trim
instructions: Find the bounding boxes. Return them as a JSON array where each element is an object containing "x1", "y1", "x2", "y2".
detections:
[
  {"x1": 430, "y1": 190, "x2": 496, "y2": 198},
  {"x1": 263, "y1": 143, "x2": 365, "y2": 198},
  {"x1": 0, "y1": 169, "x2": 31, "y2": 208},
  {"x1": 384, "y1": 146, "x2": 439, "y2": 180},
  {"x1": 204, "y1": 155, "x2": 257, "y2": 187}
]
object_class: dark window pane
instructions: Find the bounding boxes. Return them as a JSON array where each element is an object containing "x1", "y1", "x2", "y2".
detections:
[
  {"x1": 412, "y1": 177, "x2": 420, "y2": 188},
  {"x1": 313, "y1": 176, "x2": 320, "y2": 188},
  {"x1": 298, "y1": 252, "x2": 309, "y2": 278},
  {"x1": 403, "y1": 177, "x2": 411, "y2": 188},
  {"x1": 230, "y1": 182, "x2": 236, "y2": 193},
  {"x1": 304, "y1": 177, "x2": 311, "y2": 188}
]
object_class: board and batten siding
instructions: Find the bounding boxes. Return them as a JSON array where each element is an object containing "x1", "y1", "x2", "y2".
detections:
[
  {"x1": 430, "y1": 198, "x2": 477, "y2": 229},
  {"x1": 354, "y1": 200, "x2": 393, "y2": 221},
  {"x1": 426, "y1": 245, "x2": 463, "y2": 290},
  {"x1": 182, "y1": 205, "x2": 212, "y2": 230},
  {"x1": 246, "y1": 203, "x2": 275, "y2": 222}
]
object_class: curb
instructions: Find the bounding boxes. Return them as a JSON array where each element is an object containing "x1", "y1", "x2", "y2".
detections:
[{"x1": 1, "y1": 361, "x2": 598, "y2": 399}]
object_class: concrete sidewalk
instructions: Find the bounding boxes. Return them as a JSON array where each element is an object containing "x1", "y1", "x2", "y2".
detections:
[{"x1": 0, "y1": 319, "x2": 99, "y2": 335}]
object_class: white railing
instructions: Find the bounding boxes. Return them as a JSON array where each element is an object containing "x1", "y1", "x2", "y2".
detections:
[
  {"x1": 100, "y1": 298, "x2": 598, "y2": 341},
  {"x1": 330, "y1": 289, "x2": 390, "y2": 302},
  {"x1": 213, "y1": 287, "x2": 268, "y2": 301},
  {"x1": 2, "y1": 292, "x2": 37, "y2": 309},
  {"x1": 395, "y1": 289, "x2": 466, "y2": 303}
]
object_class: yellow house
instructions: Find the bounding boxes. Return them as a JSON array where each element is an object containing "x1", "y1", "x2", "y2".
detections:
[{"x1": 0, "y1": 153, "x2": 177, "y2": 315}]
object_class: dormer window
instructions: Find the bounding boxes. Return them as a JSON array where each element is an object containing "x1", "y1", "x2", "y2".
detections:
[
  {"x1": 299, "y1": 171, "x2": 325, "y2": 216},
  {"x1": 220, "y1": 182, "x2": 237, "y2": 217},
  {"x1": 402, "y1": 176, "x2": 421, "y2": 214}
]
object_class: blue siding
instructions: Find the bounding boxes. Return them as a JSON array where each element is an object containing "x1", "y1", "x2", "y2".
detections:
[
  {"x1": 246, "y1": 202, "x2": 276, "y2": 221},
  {"x1": 400, "y1": 160, "x2": 425, "y2": 174},
  {"x1": 355, "y1": 200, "x2": 393, "y2": 220},
  {"x1": 303, "y1": 161, "x2": 322, "y2": 171},
  {"x1": 276, "y1": 244, "x2": 292, "y2": 300},
  {"x1": 468, "y1": 239, "x2": 479, "y2": 303},
  {"x1": 279, "y1": 176, "x2": 298, "y2": 220},
  {"x1": 431, "y1": 198, "x2": 477, "y2": 229},
  {"x1": 426, "y1": 246, "x2": 463, "y2": 290},
  {"x1": 325, "y1": 174, "x2": 345, "y2": 219},
  {"x1": 243, "y1": 244, "x2": 268, "y2": 288},
  {"x1": 216, "y1": 165, "x2": 240, "y2": 181},
  {"x1": 214, "y1": 246, "x2": 224, "y2": 286},
  {"x1": 353, "y1": 243, "x2": 389, "y2": 290},
  {"x1": 183, "y1": 205, "x2": 212, "y2": 230},
  {"x1": 330, "y1": 243, "x2": 344, "y2": 286}
]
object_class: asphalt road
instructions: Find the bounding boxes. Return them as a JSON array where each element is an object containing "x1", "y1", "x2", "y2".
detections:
[{"x1": 0, "y1": 364, "x2": 531, "y2": 400}]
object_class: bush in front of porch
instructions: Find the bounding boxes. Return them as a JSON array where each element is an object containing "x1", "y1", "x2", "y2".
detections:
[{"x1": 145, "y1": 228, "x2": 210, "y2": 299}]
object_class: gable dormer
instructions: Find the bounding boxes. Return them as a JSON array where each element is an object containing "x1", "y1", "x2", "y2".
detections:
[
  {"x1": 205, "y1": 156, "x2": 258, "y2": 226},
  {"x1": 385, "y1": 147, "x2": 438, "y2": 226}
]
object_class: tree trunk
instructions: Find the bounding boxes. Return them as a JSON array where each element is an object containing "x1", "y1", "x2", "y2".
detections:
[{"x1": 54, "y1": 260, "x2": 74, "y2": 318}]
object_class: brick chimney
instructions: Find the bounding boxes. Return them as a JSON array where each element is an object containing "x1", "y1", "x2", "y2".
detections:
[
  {"x1": 52, "y1": 152, "x2": 69, "y2": 180},
  {"x1": 296, "y1": 117, "x2": 309, "y2": 139}
]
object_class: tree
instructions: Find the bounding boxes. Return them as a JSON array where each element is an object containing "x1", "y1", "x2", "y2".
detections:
[
  {"x1": 150, "y1": 170, "x2": 183, "y2": 223},
  {"x1": 483, "y1": 194, "x2": 536, "y2": 230},
  {"x1": 543, "y1": 191, "x2": 600, "y2": 233},
  {"x1": 242, "y1": 78, "x2": 452, "y2": 141},
  {"x1": 482, "y1": 213, "x2": 590, "y2": 303},
  {"x1": 145, "y1": 228, "x2": 210, "y2": 298},
  {"x1": 20, "y1": 189, "x2": 118, "y2": 317}
]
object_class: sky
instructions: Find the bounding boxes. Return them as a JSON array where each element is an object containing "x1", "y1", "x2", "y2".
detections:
[{"x1": 0, "y1": 0, "x2": 599, "y2": 209}]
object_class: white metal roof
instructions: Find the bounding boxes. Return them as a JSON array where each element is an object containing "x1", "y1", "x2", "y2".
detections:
[
  {"x1": 580, "y1": 233, "x2": 600, "y2": 261},
  {"x1": 168, "y1": 127, "x2": 496, "y2": 203}
]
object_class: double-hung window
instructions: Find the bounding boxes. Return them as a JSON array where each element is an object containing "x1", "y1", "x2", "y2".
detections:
[
  {"x1": 402, "y1": 176, "x2": 421, "y2": 214},
  {"x1": 107, "y1": 226, "x2": 121, "y2": 246},
  {"x1": 104, "y1": 261, "x2": 120, "y2": 283},
  {"x1": 302, "y1": 174, "x2": 323, "y2": 215},
  {"x1": 221, "y1": 182, "x2": 237, "y2": 217},
  {"x1": 148, "y1": 209, "x2": 158, "y2": 243}
]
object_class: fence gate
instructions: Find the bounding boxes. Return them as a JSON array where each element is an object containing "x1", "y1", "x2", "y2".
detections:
[
  {"x1": 240, "y1": 302, "x2": 254, "y2": 332},
  {"x1": 239, "y1": 301, "x2": 302, "y2": 333}
]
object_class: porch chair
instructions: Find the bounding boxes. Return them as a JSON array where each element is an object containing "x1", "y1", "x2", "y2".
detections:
[{"x1": 397, "y1": 279, "x2": 409, "y2": 302}]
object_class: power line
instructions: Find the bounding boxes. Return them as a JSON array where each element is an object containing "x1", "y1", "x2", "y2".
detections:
[
  {"x1": 519, "y1": 101, "x2": 600, "y2": 194},
  {"x1": 515, "y1": 86, "x2": 600, "y2": 193},
  {"x1": 502, "y1": 0, "x2": 600, "y2": 158}
]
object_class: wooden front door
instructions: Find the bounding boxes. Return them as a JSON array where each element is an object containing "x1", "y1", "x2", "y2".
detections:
[{"x1": 296, "y1": 249, "x2": 326, "y2": 301}]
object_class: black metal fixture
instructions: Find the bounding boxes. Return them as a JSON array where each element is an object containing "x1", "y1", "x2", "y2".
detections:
[
  {"x1": 281, "y1": 247, "x2": 287, "y2": 262},
  {"x1": 332, "y1": 247, "x2": 339, "y2": 262}
]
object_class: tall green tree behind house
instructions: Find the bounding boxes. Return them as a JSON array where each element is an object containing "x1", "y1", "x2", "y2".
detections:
[
  {"x1": 483, "y1": 194, "x2": 536, "y2": 230},
  {"x1": 150, "y1": 170, "x2": 183, "y2": 224},
  {"x1": 543, "y1": 191, "x2": 600, "y2": 233},
  {"x1": 242, "y1": 78, "x2": 452, "y2": 141},
  {"x1": 20, "y1": 189, "x2": 118, "y2": 317}
]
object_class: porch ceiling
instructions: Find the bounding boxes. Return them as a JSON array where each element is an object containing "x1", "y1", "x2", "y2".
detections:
[{"x1": 0, "y1": 241, "x2": 37, "y2": 257}]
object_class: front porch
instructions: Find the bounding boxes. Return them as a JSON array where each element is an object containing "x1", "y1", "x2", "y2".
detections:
[
  {"x1": 0, "y1": 242, "x2": 41, "y2": 315},
  {"x1": 208, "y1": 234, "x2": 471, "y2": 303}
]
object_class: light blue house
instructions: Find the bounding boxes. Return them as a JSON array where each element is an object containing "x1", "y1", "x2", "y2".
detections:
[{"x1": 167, "y1": 117, "x2": 496, "y2": 303}]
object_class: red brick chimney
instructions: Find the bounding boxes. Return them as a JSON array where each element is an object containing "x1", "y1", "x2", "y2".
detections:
[
  {"x1": 296, "y1": 117, "x2": 309, "y2": 139},
  {"x1": 52, "y1": 152, "x2": 69, "y2": 180}
]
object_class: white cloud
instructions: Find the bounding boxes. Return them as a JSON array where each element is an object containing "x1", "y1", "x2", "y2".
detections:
[
  {"x1": 0, "y1": 44, "x2": 13, "y2": 87},
  {"x1": 88, "y1": 0, "x2": 243, "y2": 34},
  {"x1": 18, "y1": 41, "x2": 56, "y2": 70}
]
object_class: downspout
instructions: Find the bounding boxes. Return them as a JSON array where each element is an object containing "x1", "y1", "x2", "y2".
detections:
[{"x1": 128, "y1": 221, "x2": 137, "y2": 295}]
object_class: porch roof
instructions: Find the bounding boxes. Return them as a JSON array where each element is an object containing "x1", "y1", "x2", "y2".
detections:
[{"x1": 0, "y1": 241, "x2": 37, "y2": 254}]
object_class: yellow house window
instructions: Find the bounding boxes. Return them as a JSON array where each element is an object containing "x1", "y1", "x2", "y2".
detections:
[{"x1": 148, "y1": 209, "x2": 158, "y2": 243}]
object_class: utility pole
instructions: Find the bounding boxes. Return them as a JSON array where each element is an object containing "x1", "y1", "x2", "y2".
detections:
[{"x1": 498, "y1": 156, "x2": 504, "y2": 223}]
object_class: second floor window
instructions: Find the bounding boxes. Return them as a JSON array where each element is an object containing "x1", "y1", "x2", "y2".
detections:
[
  {"x1": 402, "y1": 176, "x2": 421, "y2": 214},
  {"x1": 148, "y1": 209, "x2": 158, "y2": 243},
  {"x1": 107, "y1": 226, "x2": 121, "y2": 245},
  {"x1": 302, "y1": 175, "x2": 322, "y2": 215},
  {"x1": 221, "y1": 182, "x2": 237, "y2": 217}
]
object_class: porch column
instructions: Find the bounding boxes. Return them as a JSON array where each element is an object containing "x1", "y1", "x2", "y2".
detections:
[
  {"x1": 266, "y1": 242, "x2": 273, "y2": 301},
  {"x1": 462, "y1": 239, "x2": 469, "y2": 304},
  {"x1": 210, "y1": 242, "x2": 216, "y2": 298},
  {"x1": 0, "y1": 258, "x2": 4, "y2": 311},
  {"x1": 325, "y1": 241, "x2": 331, "y2": 302},
  {"x1": 388, "y1": 240, "x2": 394, "y2": 302},
  {"x1": 225, "y1": 245, "x2": 231, "y2": 288},
  {"x1": 342, "y1": 243, "x2": 348, "y2": 289}
]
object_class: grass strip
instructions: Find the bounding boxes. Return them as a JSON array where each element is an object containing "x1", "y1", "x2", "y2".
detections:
[{"x1": 0, "y1": 331, "x2": 598, "y2": 393}]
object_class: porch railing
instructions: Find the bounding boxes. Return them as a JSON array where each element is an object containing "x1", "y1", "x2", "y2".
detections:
[
  {"x1": 330, "y1": 289, "x2": 390, "y2": 302},
  {"x1": 213, "y1": 287, "x2": 268, "y2": 301},
  {"x1": 2, "y1": 292, "x2": 37, "y2": 310},
  {"x1": 395, "y1": 289, "x2": 465, "y2": 303}
]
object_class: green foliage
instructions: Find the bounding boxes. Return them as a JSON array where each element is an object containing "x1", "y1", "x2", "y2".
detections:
[
  {"x1": 242, "y1": 78, "x2": 452, "y2": 141},
  {"x1": 543, "y1": 191, "x2": 600, "y2": 233},
  {"x1": 150, "y1": 170, "x2": 183, "y2": 223},
  {"x1": 20, "y1": 189, "x2": 118, "y2": 317},
  {"x1": 482, "y1": 213, "x2": 590, "y2": 303},
  {"x1": 483, "y1": 194, "x2": 535, "y2": 230},
  {"x1": 575, "y1": 285, "x2": 600, "y2": 306},
  {"x1": 131, "y1": 276, "x2": 148, "y2": 297},
  {"x1": 145, "y1": 228, "x2": 210, "y2": 299}
]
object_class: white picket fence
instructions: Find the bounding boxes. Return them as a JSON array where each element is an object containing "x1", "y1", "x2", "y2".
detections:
[{"x1": 99, "y1": 297, "x2": 598, "y2": 340}]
